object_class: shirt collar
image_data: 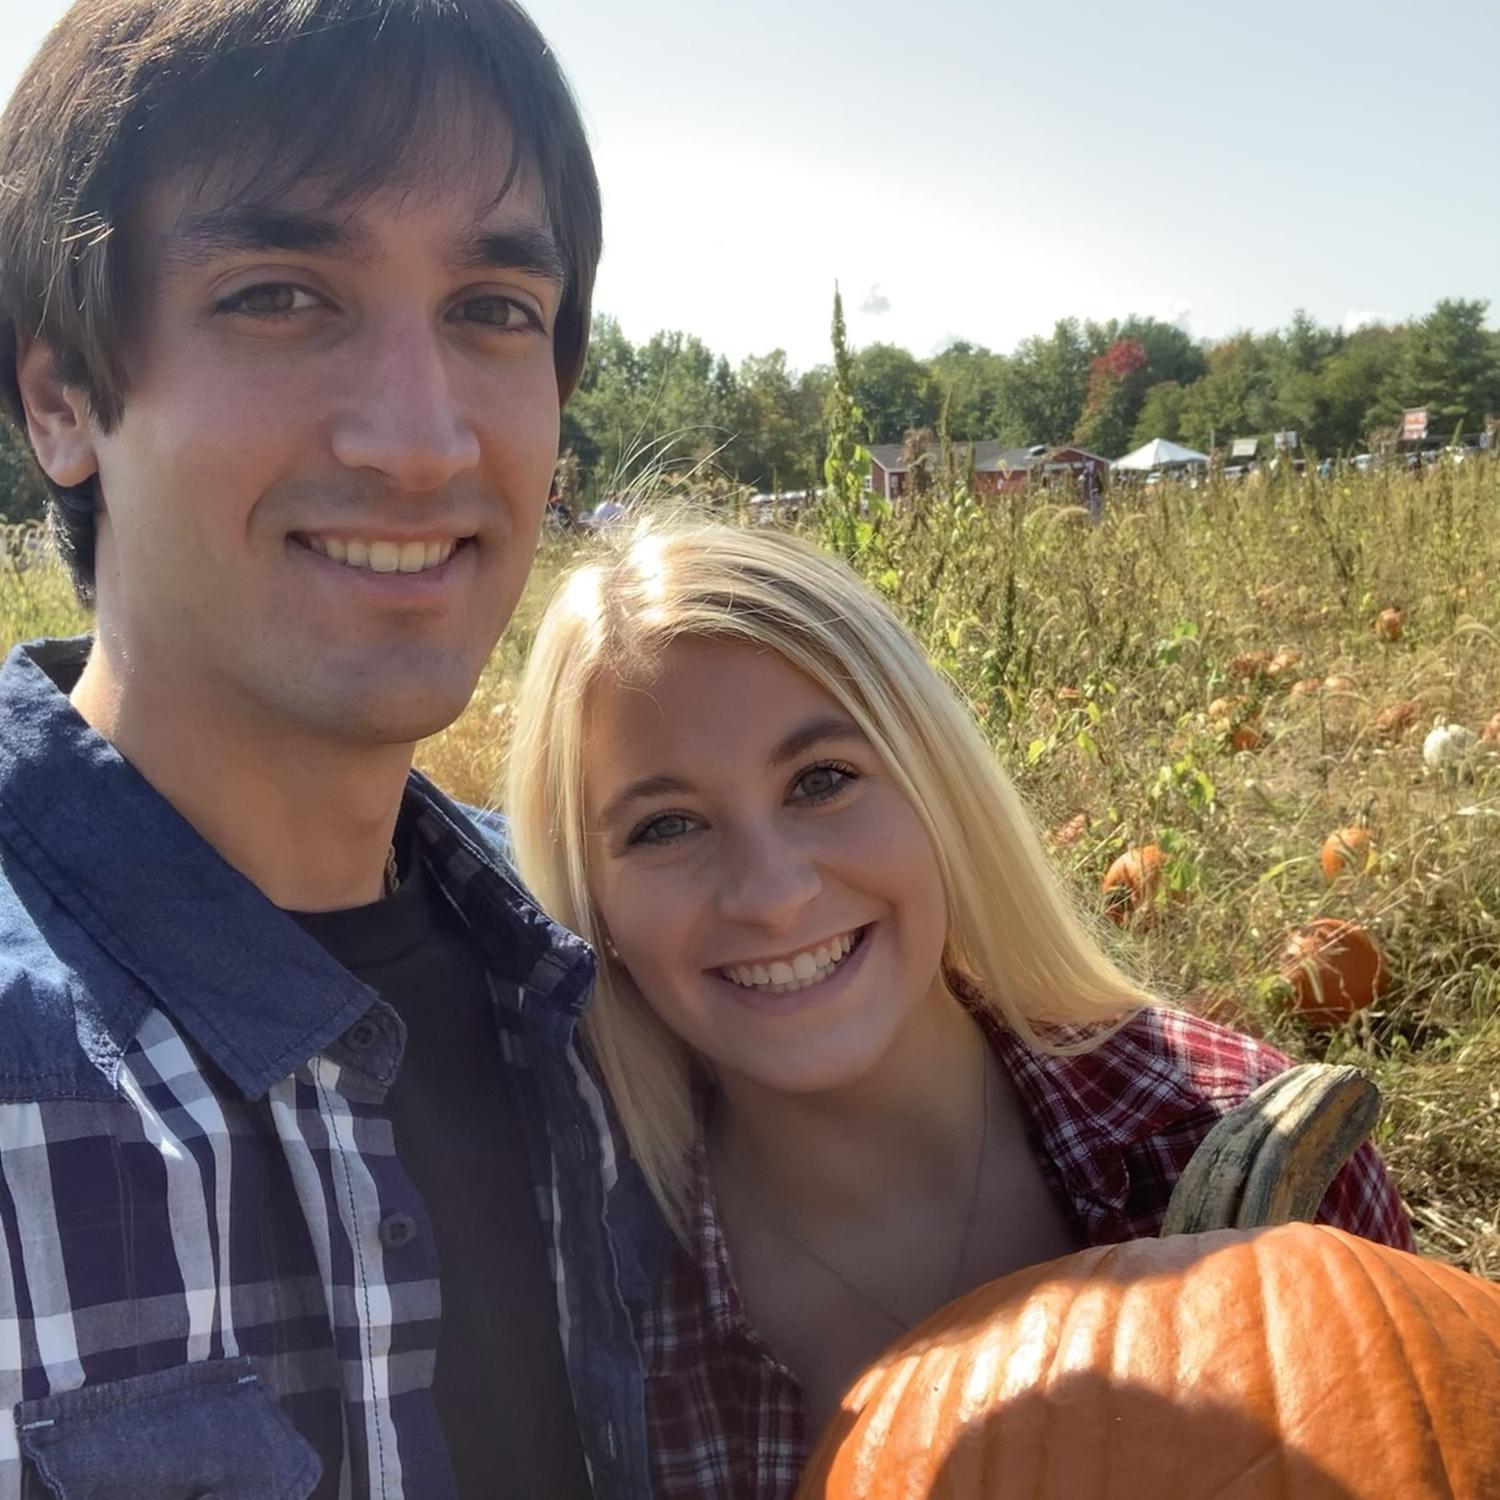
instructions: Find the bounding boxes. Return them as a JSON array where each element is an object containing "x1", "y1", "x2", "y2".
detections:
[
  {"x1": 0, "y1": 638, "x2": 592, "y2": 1099},
  {"x1": 985, "y1": 1009, "x2": 1202, "y2": 1221}
]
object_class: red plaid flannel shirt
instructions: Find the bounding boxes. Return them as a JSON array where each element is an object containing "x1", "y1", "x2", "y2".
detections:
[{"x1": 639, "y1": 1005, "x2": 1414, "y2": 1498}]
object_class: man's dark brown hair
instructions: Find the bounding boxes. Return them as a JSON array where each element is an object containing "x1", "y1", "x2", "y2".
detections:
[{"x1": 0, "y1": 0, "x2": 603, "y2": 596}]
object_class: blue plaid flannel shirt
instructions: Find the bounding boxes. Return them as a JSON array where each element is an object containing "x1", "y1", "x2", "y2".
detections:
[{"x1": 0, "y1": 639, "x2": 662, "y2": 1499}]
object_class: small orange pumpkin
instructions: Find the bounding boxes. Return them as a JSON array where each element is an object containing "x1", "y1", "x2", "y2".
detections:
[
  {"x1": 1279, "y1": 917, "x2": 1389, "y2": 1022},
  {"x1": 1374, "y1": 607, "x2": 1403, "y2": 642},
  {"x1": 1101, "y1": 844, "x2": 1168, "y2": 924},
  {"x1": 1319, "y1": 827, "x2": 1374, "y2": 882},
  {"x1": 1322, "y1": 673, "x2": 1358, "y2": 693},
  {"x1": 1370, "y1": 698, "x2": 1418, "y2": 740},
  {"x1": 798, "y1": 1225, "x2": 1500, "y2": 1500},
  {"x1": 1228, "y1": 649, "x2": 1272, "y2": 681},
  {"x1": 1228, "y1": 721, "x2": 1263, "y2": 752}
]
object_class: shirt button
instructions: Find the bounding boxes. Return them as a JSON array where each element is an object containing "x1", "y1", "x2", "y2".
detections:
[
  {"x1": 378, "y1": 1212, "x2": 419, "y2": 1250},
  {"x1": 345, "y1": 1019, "x2": 380, "y2": 1051}
]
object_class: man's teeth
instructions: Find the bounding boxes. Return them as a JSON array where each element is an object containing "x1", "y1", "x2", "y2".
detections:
[
  {"x1": 723, "y1": 930, "x2": 860, "y2": 995},
  {"x1": 305, "y1": 536, "x2": 457, "y2": 573}
]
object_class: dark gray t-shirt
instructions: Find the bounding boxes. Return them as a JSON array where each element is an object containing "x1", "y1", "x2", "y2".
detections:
[{"x1": 289, "y1": 833, "x2": 593, "y2": 1498}]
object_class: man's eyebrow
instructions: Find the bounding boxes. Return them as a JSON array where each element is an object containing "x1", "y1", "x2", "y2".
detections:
[
  {"x1": 451, "y1": 225, "x2": 566, "y2": 287},
  {"x1": 600, "y1": 774, "x2": 693, "y2": 827},
  {"x1": 161, "y1": 206, "x2": 375, "y2": 268},
  {"x1": 769, "y1": 715, "x2": 867, "y2": 767}
]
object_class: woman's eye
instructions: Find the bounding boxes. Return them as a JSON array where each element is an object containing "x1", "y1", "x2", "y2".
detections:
[
  {"x1": 790, "y1": 763, "x2": 857, "y2": 804},
  {"x1": 216, "y1": 283, "x2": 321, "y2": 317},
  {"x1": 628, "y1": 811, "x2": 696, "y2": 847},
  {"x1": 457, "y1": 295, "x2": 541, "y2": 331}
]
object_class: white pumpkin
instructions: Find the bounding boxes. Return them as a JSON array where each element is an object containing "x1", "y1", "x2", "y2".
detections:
[{"x1": 1423, "y1": 716, "x2": 1477, "y2": 780}]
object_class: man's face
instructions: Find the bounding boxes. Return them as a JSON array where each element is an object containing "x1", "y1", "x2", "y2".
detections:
[{"x1": 82, "y1": 125, "x2": 563, "y2": 744}]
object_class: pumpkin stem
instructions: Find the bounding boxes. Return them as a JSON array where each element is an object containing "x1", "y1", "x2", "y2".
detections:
[{"x1": 1161, "y1": 1064, "x2": 1382, "y2": 1236}]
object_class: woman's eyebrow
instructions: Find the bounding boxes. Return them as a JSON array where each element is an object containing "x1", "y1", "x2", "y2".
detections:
[
  {"x1": 768, "y1": 715, "x2": 865, "y2": 767},
  {"x1": 599, "y1": 773, "x2": 692, "y2": 827}
]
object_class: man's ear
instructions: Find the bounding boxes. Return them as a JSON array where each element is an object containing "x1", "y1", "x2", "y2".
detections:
[{"x1": 15, "y1": 335, "x2": 100, "y2": 488}]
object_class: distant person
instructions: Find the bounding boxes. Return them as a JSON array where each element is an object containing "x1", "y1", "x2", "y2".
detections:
[
  {"x1": 592, "y1": 493, "x2": 625, "y2": 528},
  {"x1": 0, "y1": 1, "x2": 656, "y2": 1495},
  {"x1": 504, "y1": 518, "x2": 1414, "y2": 1498}
]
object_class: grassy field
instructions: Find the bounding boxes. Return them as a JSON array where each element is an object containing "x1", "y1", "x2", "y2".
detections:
[{"x1": 5, "y1": 458, "x2": 1498, "y2": 1277}]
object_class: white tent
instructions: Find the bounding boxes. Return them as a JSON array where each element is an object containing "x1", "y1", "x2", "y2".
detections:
[{"x1": 1113, "y1": 438, "x2": 1210, "y2": 471}]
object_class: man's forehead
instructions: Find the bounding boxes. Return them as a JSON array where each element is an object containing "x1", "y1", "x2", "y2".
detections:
[
  {"x1": 144, "y1": 93, "x2": 549, "y2": 252},
  {"x1": 147, "y1": 165, "x2": 557, "y2": 274}
]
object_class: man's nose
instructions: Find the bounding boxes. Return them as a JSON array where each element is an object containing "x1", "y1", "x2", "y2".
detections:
[
  {"x1": 715, "y1": 826, "x2": 822, "y2": 930},
  {"x1": 330, "y1": 315, "x2": 481, "y2": 492}
]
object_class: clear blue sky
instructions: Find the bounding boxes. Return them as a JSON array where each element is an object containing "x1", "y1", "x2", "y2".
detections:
[{"x1": 4, "y1": 0, "x2": 1496, "y2": 371}]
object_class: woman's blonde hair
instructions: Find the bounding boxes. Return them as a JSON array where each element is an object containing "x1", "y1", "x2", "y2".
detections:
[{"x1": 506, "y1": 517, "x2": 1154, "y2": 1238}]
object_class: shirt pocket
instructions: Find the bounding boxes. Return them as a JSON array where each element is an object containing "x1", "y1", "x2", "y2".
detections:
[{"x1": 15, "y1": 1356, "x2": 321, "y2": 1500}]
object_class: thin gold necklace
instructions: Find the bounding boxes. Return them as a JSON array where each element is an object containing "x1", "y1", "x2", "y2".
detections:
[{"x1": 723, "y1": 1042, "x2": 991, "y2": 1334}]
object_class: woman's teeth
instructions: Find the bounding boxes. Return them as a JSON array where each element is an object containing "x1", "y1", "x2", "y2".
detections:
[{"x1": 722, "y1": 929, "x2": 861, "y2": 995}]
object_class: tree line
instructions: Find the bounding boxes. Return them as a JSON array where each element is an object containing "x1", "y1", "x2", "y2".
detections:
[
  {"x1": 3, "y1": 298, "x2": 1496, "y2": 523},
  {"x1": 562, "y1": 298, "x2": 1499, "y2": 501}
]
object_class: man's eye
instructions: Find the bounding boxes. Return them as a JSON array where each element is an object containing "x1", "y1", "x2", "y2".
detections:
[
  {"x1": 458, "y1": 296, "x2": 541, "y2": 331},
  {"x1": 627, "y1": 812, "x2": 696, "y2": 847},
  {"x1": 216, "y1": 283, "x2": 321, "y2": 317},
  {"x1": 790, "y1": 763, "x2": 857, "y2": 804}
]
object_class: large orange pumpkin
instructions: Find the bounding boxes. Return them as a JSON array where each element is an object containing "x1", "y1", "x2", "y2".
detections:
[
  {"x1": 797, "y1": 1224, "x2": 1500, "y2": 1500},
  {"x1": 1279, "y1": 917, "x2": 1389, "y2": 1021}
]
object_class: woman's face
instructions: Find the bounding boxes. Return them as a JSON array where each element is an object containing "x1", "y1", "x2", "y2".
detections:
[{"x1": 582, "y1": 636, "x2": 950, "y2": 1095}]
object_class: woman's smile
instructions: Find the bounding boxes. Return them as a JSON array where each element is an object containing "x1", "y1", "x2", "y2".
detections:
[{"x1": 711, "y1": 923, "x2": 875, "y2": 1014}]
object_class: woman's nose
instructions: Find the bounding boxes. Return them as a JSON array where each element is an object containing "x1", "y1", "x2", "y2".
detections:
[{"x1": 714, "y1": 826, "x2": 822, "y2": 930}]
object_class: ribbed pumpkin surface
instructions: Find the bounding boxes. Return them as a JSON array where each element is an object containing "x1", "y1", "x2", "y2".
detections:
[{"x1": 797, "y1": 1225, "x2": 1500, "y2": 1499}]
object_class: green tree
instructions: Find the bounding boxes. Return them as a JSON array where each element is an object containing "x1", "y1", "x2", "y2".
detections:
[
  {"x1": 724, "y1": 350, "x2": 815, "y2": 491},
  {"x1": 1130, "y1": 380, "x2": 1187, "y2": 447},
  {"x1": 1179, "y1": 335, "x2": 1275, "y2": 452},
  {"x1": 851, "y1": 343, "x2": 938, "y2": 444},
  {"x1": 927, "y1": 341, "x2": 1009, "y2": 440},
  {"x1": 994, "y1": 319, "x2": 1090, "y2": 445},
  {"x1": 1313, "y1": 326, "x2": 1405, "y2": 450},
  {"x1": 0, "y1": 421, "x2": 46, "y2": 525},
  {"x1": 1386, "y1": 299, "x2": 1500, "y2": 438}
]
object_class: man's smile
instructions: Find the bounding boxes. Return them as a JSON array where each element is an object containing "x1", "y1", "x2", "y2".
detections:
[{"x1": 296, "y1": 531, "x2": 470, "y2": 574}]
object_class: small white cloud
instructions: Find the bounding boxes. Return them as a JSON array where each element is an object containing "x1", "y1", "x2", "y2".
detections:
[
  {"x1": 1343, "y1": 309, "x2": 1393, "y2": 334},
  {"x1": 1137, "y1": 295, "x2": 1193, "y2": 335},
  {"x1": 860, "y1": 284, "x2": 891, "y2": 315}
]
